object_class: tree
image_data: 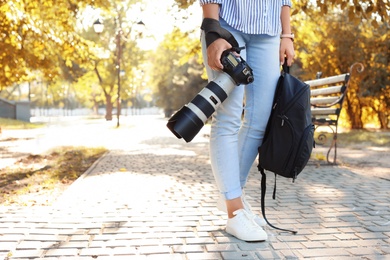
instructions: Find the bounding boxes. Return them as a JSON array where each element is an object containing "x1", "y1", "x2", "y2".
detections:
[
  {"x1": 1, "y1": 0, "x2": 148, "y2": 120},
  {"x1": 358, "y1": 22, "x2": 389, "y2": 129},
  {"x1": 291, "y1": 1, "x2": 389, "y2": 129},
  {"x1": 149, "y1": 28, "x2": 206, "y2": 117},
  {"x1": 292, "y1": 0, "x2": 389, "y2": 28},
  {"x1": 292, "y1": 5, "x2": 389, "y2": 129},
  {"x1": 80, "y1": 0, "x2": 147, "y2": 121},
  {"x1": 173, "y1": 0, "x2": 390, "y2": 25},
  {"x1": 0, "y1": 0, "x2": 109, "y2": 91},
  {"x1": 171, "y1": 0, "x2": 389, "y2": 129}
]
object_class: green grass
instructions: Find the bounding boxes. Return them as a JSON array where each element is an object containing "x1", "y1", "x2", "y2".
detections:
[
  {"x1": 0, "y1": 146, "x2": 108, "y2": 205},
  {"x1": 338, "y1": 130, "x2": 390, "y2": 147},
  {"x1": 0, "y1": 117, "x2": 45, "y2": 129},
  {"x1": 312, "y1": 129, "x2": 390, "y2": 162},
  {"x1": 314, "y1": 129, "x2": 390, "y2": 148}
]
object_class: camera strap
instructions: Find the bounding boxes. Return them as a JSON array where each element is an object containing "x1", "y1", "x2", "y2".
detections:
[
  {"x1": 201, "y1": 18, "x2": 239, "y2": 48},
  {"x1": 230, "y1": 46, "x2": 245, "y2": 54}
]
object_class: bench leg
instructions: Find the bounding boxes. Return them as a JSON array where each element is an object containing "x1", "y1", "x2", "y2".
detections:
[{"x1": 326, "y1": 133, "x2": 337, "y2": 164}]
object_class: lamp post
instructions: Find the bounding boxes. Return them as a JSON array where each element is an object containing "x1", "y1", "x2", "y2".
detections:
[
  {"x1": 115, "y1": 26, "x2": 122, "y2": 127},
  {"x1": 93, "y1": 19, "x2": 104, "y2": 34},
  {"x1": 93, "y1": 18, "x2": 144, "y2": 127}
]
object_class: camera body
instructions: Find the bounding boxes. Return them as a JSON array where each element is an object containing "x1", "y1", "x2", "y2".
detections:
[
  {"x1": 220, "y1": 50, "x2": 254, "y2": 85},
  {"x1": 167, "y1": 49, "x2": 254, "y2": 142}
]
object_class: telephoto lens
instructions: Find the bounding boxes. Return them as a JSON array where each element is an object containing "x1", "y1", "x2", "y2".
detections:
[{"x1": 167, "y1": 49, "x2": 254, "y2": 142}]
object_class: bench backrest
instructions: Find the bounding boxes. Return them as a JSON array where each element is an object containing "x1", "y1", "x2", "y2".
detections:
[
  {"x1": 305, "y1": 74, "x2": 350, "y2": 121},
  {"x1": 303, "y1": 63, "x2": 364, "y2": 164}
]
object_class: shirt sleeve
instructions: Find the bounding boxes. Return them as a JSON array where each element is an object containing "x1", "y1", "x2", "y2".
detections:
[
  {"x1": 199, "y1": 0, "x2": 223, "y2": 6},
  {"x1": 282, "y1": 0, "x2": 292, "y2": 7}
]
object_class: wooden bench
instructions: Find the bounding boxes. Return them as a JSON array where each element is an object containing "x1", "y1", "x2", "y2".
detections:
[{"x1": 305, "y1": 63, "x2": 364, "y2": 164}]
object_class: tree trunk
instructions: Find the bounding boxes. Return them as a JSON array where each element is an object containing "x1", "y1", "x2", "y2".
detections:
[
  {"x1": 345, "y1": 92, "x2": 363, "y2": 129},
  {"x1": 345, "y1": 74, "x2": 365, "y2": 129},
  {"x1": 92, "y1": 101, "x2": 99, "y2": 115},
  {"x1": 105, "y1": 93, "x2": 113, "y2": 121},
  {"x1": 378, "y1": 111, "x2": 389, "y2": 129}
]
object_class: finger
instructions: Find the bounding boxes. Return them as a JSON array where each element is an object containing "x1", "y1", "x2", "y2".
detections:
[
  {"x1": 216, "y1": 60, "x2": 224, "y2": 70},
  {"x1": 287, "y1": 51, "x2": 295, "y2": 66},
  {"x1": 215, "y1": 51, "x2": 225, "y2": 70},
  {"x1": 279, "y1": 50, "x2": 286, "y2": 65},
  {"x1": 280, "y1": 56, "x2": 285, "y2": 65},
  {"x1": 286, "y1": 56, "x2": 293, "y2": 66}
]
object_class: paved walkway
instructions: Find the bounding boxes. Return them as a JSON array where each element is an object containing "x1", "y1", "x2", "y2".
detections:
[{"x1": 1, "y1": 116, "x2": 389, "y2": 259}]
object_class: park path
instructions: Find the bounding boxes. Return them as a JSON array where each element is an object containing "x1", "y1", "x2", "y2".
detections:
[{"x1": 0, "y1": 115, "x2": 389, "y2": 259}]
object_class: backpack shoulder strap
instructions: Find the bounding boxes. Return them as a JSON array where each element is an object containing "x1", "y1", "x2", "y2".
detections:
[{"x1": 260, "y1": 168, "x2": 298, "y2": 234}]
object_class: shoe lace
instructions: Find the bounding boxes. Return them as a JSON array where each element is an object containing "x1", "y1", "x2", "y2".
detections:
[
  {"x1": 242, "y1": 196, "x2": 265, "y2": 223},
  {"x1": 242, "y1": 198, "x2": 257, "y2": 219},
  {"x1": 237, "y1": 209, "x2": 258, "y2": 228}
]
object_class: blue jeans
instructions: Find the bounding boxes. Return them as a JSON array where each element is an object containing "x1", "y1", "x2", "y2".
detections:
[{"x1": 201, "y1": 19, "x2": 281, "y2": 200}]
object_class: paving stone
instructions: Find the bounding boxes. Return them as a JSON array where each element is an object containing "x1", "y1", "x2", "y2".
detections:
[
  {"x1": 1, "y1": 118, "x2": 389, "y2": 259},
  {"x1": 221, "y1": 251, "x2": 257, "y2": 260},
  {"x1": 354, "y1": 239, "x2": 389, "y2": 247},
  {"x1": 172, "y1": 244, "x2": 205, "y2": 253},
  {"x1": 381, "y1": 245, "x2": 390, "y2": 255},
  {"x1": 301, "y1": 241, "x2": 327, "y2": 249},
  {"x1": 111, "y1": 247, "x2": 138, "y2": 255},
  {"x1": 186, "y1": 252, "x2": 222, "y2": 259},
  {"x1": 270, "y1": 242, "x2": 301, "y2": 250},
  {"x1": 16, "y1": 241, "x2": 57, "y2": 250},
  {"x1": 146, "y1": 254, "x2": 186, "y2": 260},
  {"x1": 237, "y1": 242, "x2": 269, "y2": 251},
  {"x1": 366, "y1": 225, "x2": 390, "y2": 232},
  {"x1": 334, "y1": 233, "x2": 360, "y2": 240},
  {"x1": 214, "y1": 236, "x2": 242, "y2": 244},
  {"x1": 0, "y1": 242, "x2": 16, "y2": 251},
  {"x1": 0, "y1": 233, "x2": 24, "y2": 243},
  {"x1": 22, "y1": 235, "x2": 68, "y2": 242},
  {"x1": 255, "y1": 250, "x2": 284, "y2": 259},
  {"x1": 79, "y1": 247, "x2": 113, "y2": 256},
  {"x1": 304, "y1": 234, "x2": 338, "y2": 242},
  {"x1": 276, "y1": 235, "x2": 307, "y2": 242},
  {"x1": 44, "y1": 248, "x2": 79, "y2": 257},
  {"x1": 138, "y1": 245, "x2": 172, "y2": 254},
  {"x1": 298, "y1": 248, "x2": 351, "y2": 258},
  {"x1": 7, "y1": 249, "x2": 44, "y2": 258},
  {"x1": 57, "y1": 241, "x2": 89, "y2": 249},
  {"x1": 67, "y1": 235, "x2": 91, "y2": 242},
  {"x1": 346, "y1": 247, "x2": 382, "y2": 256},
  {"x1": 186, "y1": 237, "x2": 215, "y2": 244},
  {"x1": 322, "y1": 240, "x2": 359, "y2": 248},
  {"x1": 303, "y1": 256, "x2": 359, "y2": 260},
  {"x1": 321, "y1": 221, "x2": 359, "y2": 228},
  {"x1": 355, "y1": 232, "x2": 389, "y2": 239},
  {"x1": 93, "y1": 257, "x2": 147, "y2": 260},
  {"x1": 206, "y1": 244, "x2": 237, "y2": 252}
]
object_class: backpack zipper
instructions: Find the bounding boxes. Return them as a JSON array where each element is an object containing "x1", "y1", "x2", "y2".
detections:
[
  {"x1": 279, "y1": 117, "x2": 295, "y2": 177},
  {"x1": 291, "y1": 124, "x2": 314, "y2": 181},
  {"x1": 280, "y1": 115, "x2": 288, "y2": 126},
  {"x1": 274, "y1": 80, "x2": 309, "y2": 127},
  {"x1": 281, "y1": 84, "x2": 309, "y2": 115}
]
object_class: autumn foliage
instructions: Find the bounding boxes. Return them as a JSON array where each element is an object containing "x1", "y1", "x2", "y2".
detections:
[{"x1": 0, "y1": 0, "x2": 389, "y2": 128}]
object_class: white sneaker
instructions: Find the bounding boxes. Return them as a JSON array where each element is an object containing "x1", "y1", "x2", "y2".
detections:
[
  {"x1": 216, "y1": 196, "x2": 267, "y2": 227},
  {"x1": 226, "y1": 209, "x2": 268, "y2": 242}
]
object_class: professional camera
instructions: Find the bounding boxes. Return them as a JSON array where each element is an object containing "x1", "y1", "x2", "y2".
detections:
[{"x1": 166, "y1": 48, "x2": 254, "y2": 142}]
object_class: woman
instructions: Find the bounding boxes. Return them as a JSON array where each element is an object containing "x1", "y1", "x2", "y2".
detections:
[{"x1": 199, "y1": 0, "x2": 295, "y2": 242}]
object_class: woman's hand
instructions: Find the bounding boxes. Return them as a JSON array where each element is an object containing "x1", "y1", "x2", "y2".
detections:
[
  {"x1": 280, "y1": 38, "x2": 295, "y2": 66},
  {"x1": 207, "y1": 38, "x2": 232, "y2": 71}
]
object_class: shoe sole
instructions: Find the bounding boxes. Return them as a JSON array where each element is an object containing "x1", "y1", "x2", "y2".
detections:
[{"x1": 225, "y1": 227, "x2": 268, "y2": 242}]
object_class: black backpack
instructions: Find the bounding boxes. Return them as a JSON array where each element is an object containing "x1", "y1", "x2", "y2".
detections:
[{"x1": 257, "y1": 62, "x2": 315, "y2": 234}]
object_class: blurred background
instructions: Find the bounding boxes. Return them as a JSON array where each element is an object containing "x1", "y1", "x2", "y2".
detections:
[{"x1": 0, "y1": 0, "x2": 389, "y2": 130}]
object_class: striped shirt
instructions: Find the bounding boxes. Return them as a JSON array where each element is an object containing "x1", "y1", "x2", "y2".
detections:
[{"x1": 199, "y1": 0, "x2": 292, "y2": 35}]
